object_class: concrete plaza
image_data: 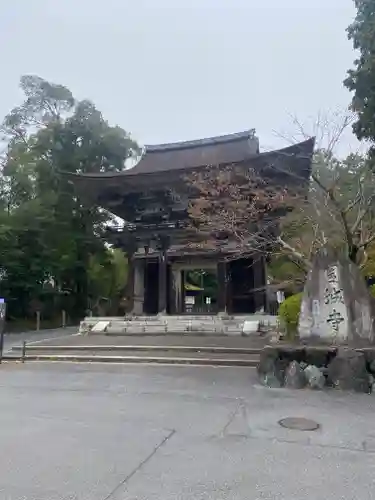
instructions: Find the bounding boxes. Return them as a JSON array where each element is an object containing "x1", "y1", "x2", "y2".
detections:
[{"x1": 0, "y1": 362, "x2": 374, "y2": 499}]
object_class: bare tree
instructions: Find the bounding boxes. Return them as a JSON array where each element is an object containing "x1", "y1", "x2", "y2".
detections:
[
  {"x1": 277, "y1": 112, "x2": 375, "y2": 270},
  {"x1": 186, "y1": 111, "x2": 374, "y2": 278}
]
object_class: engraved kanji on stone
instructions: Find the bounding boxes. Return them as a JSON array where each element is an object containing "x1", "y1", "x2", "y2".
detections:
[
  {"x1": 324, "y1": 287, "x2": 344, "y2": 305},
  {"x1": 326, "y1": 266, "x2": 339, "y2": 284},
  {"x1": 326, "y1": 309, "x2": 344, "y2": 332}
]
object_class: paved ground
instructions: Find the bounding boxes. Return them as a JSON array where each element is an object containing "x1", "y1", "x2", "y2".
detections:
[
  {"x1": 3, "y1": 326, "x2": 78, "y2": 353},
  {"x1": 0, "y1": 363, "x2": 375, "y2": 499}
]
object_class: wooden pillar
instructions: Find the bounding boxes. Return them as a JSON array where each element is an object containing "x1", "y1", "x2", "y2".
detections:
[
  {"x1": 158, "y1": 236, "x2": 169, "y2": 314},
  {"x1": 132, "y1": 259, "x2": 145, "y2": 315},
  {"x1": 263, "y1": 255, "x2": 270, "y2": 314},
  {"x1": 217, "y1": 261, "x2": 228, "y2": 313},
  {"x1": 253, "y1": 254, "x2": 266, "y2": 313},
  {"x1": 171, "y1": 268, "x2": 182, "y2": 315},
  {"x1": 158, "y1": 249, "x2": 167, "y2": 314},
  {"x1": 124, "y1": 253, "x2": 135, "y2": 314},
  {"x1": 123, "y1": 240, "x2": 139, "y2": 315}
]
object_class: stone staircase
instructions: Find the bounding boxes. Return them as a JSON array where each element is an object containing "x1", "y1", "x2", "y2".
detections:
[
  {"x1": 9, "y1": 334, "x2": 266, "y2": 367},
  {"x1": 80, "y1": 314, "x2": 278, "y2": 336}
]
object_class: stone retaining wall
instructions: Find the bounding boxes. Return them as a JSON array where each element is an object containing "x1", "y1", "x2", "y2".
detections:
[{"x1": 258, "y1": 345, "x2": 375, "y2": 393}]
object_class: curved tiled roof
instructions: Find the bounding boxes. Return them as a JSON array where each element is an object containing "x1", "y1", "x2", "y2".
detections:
[
  {"x1": 131, "y1": 129, "x2": 259, "y2": 174},
  {"x1": 63, "y1": 136, "x2": 315, "y2": 185},
  {"x1": 63, "y1": 130, "x2": 260, "y2": 179}
]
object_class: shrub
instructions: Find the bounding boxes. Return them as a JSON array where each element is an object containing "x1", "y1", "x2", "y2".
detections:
[{"x1": 278, "y1": 293, "x2": 302, "y2": 339}]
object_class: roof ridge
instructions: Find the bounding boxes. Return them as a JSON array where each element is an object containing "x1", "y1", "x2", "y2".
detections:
[
  {"x1": 60, "y1": 138, "x2": 315, "y2": 179},
  {"x1": 145, "y1": 129, "x2": 257, "y2": 153}
]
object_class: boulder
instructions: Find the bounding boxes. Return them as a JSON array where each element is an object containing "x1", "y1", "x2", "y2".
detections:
[
  {"x1": 305, "y1": 347, "x2": 336, "y2": 368},
  {"x1": 327, "y1": 349, "x2": 369, "y2": 392},
  {"x1": 257, "y1": 348, "x2": 284, "y2": 388},
  {"x1": 304, "y1": 364, "x2": 325, "y2": 390},
  {"x1": 298, "y1": 250, "x2": 375, "y2": 346},
  {"x1": 259, "y1": 372, "x2": 282, "y2": 388},
  {"x1": 284, "y1": 361, "x2": 307, "y2": 389}
]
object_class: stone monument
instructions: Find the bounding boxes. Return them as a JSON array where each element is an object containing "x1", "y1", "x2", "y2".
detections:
[{"x1": 298, "y1": 250, "x2": 375, "y2": 345}]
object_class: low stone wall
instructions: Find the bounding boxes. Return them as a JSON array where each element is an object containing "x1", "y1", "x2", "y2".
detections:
[{"x1": 258, "y1": 344, "x2": 375, "y2": 393}]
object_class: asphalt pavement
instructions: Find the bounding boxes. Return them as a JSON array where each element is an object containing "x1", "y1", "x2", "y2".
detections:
[
  {"x1": 0, "y1": 362, "x2": 374, "y2": 499},
  {"x1": 2, "y1": 326, "x2": 78, "y2": 353}
]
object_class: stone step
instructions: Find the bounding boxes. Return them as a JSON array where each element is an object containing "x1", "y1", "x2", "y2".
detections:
[
  {"x1": 12, "y1": 344, "x2": 263, "y2": 355},
  {"x1": 7, "y1": 352, "x2": 259, "y2": 367},
  {"x1": 9, "y1": 334, "x2": 264, "y2": 366},
  {"x1": 80, "y1": 315, "x2": 277, "y2": 336}
]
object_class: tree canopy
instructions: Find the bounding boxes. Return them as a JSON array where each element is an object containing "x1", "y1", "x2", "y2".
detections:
[
  {"x1": 345, "y1": 0, "x2": 375, "y2": 151},
  {"x1": 0, "y1": 75, "x2": 137, "y2": 323},
  {"x1": 185, "y1": 116, "x2": 375, "y2": 293}
]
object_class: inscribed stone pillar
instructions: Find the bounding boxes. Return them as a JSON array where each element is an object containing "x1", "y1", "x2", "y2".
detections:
[
  {"x1": 132, "y1": 259, "x2": 144, "y2": 315},
  {"x1": 299, "y1": 250, "x2": 375, "y2": 345}
]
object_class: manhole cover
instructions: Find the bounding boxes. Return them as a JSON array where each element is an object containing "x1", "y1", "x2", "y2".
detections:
[{"x1": 278, "y1": 417, "x2": 319, "y2": 431}]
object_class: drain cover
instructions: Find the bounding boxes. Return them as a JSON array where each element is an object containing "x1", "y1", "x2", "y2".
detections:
[{"x1": 278, "y1": 417, "x2": 319, "y2": 431}]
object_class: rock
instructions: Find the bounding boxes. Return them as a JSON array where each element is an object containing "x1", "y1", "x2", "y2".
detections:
[
  {"x1": 284, "y1": 361, "x2": 307, "y2": 389},
  {"x1": 298, "y1": 250, "x2": 375, "y2": 345},
  {"x1": 257, "y1": 348, "x2": 284, "y2": 388},
  {"x1": 370, "y1": 359, "x2": 375, "y2": 375},
  {"x1": 304, "y1": 365, "x2": 325, "y2": 390},
  {"x1": 257, "y1": 348, "x2": 277, "y2": 374},
  {"x1": 327, "y1": 349, "x2": 369, "y2": 392},
  {"x1": 259, "y1": 372, "x2": 282, "y2": 388},
  {"x1": 305, "y1": 347, "x2": 336, "y2": 368}
]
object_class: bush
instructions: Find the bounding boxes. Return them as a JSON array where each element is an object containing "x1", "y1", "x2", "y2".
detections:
[{"x1": 278, "y1": 293, "x2": 302, "y2": 339}]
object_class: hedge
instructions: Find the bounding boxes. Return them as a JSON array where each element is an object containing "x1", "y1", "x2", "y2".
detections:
[{"x1": 278, "y1": 293, "x2": 302, "y2": 339}]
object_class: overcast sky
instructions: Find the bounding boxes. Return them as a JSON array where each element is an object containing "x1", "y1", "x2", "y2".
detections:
[{"x1": 1, "y1": 0, "x2": 359, "y2": 155}]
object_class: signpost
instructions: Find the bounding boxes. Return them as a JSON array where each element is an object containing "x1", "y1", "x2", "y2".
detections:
[{"x1": 0, "y1": 299, "x2": 6, "y2": 363}]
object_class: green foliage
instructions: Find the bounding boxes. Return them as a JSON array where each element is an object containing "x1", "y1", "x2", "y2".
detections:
[
  {"x1": 278, "y1": 293, "x2": 302, "y2": 339},
  {"x1": 345, "y1": 0, "x2": 375, "y2": 151},
  {"x1": 267, "y1": 256, "x2": 305, "y2": 295},
  {"x1": 0, "y1": 75, "x2": 138, "y2": 321},
  {"x1": 185, "y1": 269, "x2": 218, "y2": 296},
  {"x1": 87, "y1": 249, "x2": 128, "y2": 315}
]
